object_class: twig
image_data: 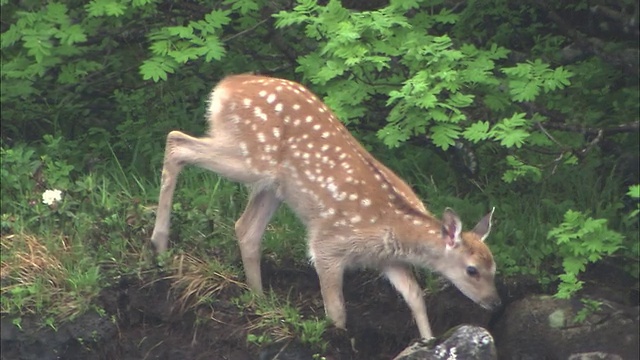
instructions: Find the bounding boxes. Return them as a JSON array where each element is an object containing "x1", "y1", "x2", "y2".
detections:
[{"x1": 222, "y1": 19, "x2": 270, "y2": 43}]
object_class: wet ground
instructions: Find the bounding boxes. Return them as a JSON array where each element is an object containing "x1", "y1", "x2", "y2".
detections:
[
  {"x1": 1, "y1": 262, "x2": 444, "y2": 360},
  {"x1": 2, "y1": 260, "x2": 636, "y2": 360}
]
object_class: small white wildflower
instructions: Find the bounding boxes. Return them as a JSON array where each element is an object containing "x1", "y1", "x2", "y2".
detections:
[{"x1": 42, "y1": 189, "x2": 62, "y2": 205}]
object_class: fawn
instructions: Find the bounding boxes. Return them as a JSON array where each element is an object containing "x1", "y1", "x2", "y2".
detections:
[{"x1": 151, "y1": 74, "x2": 501, "y2": 339}]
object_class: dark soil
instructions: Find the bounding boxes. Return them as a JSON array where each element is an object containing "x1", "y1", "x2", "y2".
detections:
[{"x1": 1, "y1": 260, "x2": 637, "y2": 360}]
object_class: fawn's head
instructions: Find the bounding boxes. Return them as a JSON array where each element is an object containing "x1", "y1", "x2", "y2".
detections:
[{"x1": 436, "y1": 208, "x2": 501, "y2": 310}]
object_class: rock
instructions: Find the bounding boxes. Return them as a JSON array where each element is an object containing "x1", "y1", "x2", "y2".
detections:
[
  {"x1": 393, "y1": 325, "x2": 497, "y2": 360},
  {"x1": 493, "y1": 294, "x2": 639, "y2": 360},
  {"x1": 568, "y1": 352, "x2": 623, "y2": 360}
]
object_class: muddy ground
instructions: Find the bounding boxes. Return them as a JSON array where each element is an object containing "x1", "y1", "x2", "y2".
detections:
[{"x1": 1, "y1": 261, "x2": 636, "y2": 360}]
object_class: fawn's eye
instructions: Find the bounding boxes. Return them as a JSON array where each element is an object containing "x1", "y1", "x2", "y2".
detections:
[{"x1": 466, "y1": 266, "x2": 478, "y2": 276}]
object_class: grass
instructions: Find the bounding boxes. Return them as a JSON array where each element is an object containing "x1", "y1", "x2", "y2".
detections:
[
  {"x1": 1, "y1": 233, "x2": 102, "y2": 323},
  {"x1": 0, "y1": 138, "x2": 637, "y2": 351},
  {"x1": 234, "y1": 291, "x2": 329, "y2": 352},
  {"x1": 166, "y1": 252, "x2": 245, "y2": 313}
]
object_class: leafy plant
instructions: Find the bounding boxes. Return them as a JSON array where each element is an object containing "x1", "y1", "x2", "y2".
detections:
[
  {"x1": 235, "y1": 291, "x2": 329, "y2": 352},
  {"x1": 573, "y1": 298, "x2": 603, "y2": 324},
  {"x1": 548, "y1": 210, "x2": 624, "y2": 298}
]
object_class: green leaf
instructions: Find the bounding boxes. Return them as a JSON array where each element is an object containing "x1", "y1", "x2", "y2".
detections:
[
  {"x1": 430, "y1": 124, "x2": 460, "y2": 150},
  {"x1": 139, "y1": 58, "x2": 176, "y2": 82},
  {"x1": 105, "y1": 1, "x2": 126, "y2": 17},
  {"x1": 509, "y1": 79, "x2": 540, "y2": 102},
  {"x1": 463, "y1": 121, "x2": 490, "y2": 143},
  {"x1": 150, "y1": 40, "x2": 171, "y2": 56},
  {"x1": 224, "y1": 0, "x2": 259, "y2": 14},
  {"x1": 390, "y1": 0, "x2": 421, "y2": 11},
  {"x1": 377, "y1": 125, "x2": 409, "y2": 148},
  {"x1": 45, "y1": 3, "x2": 69, "y2": 24},
  {"x1": 166, "y1": 26, "x2": 193, "y2": 39},
  {"x1": 201, "y1": 36, "x2": 226, "y2": 62},
  {"x1": 430, "y1": 109, "x2": 449, "y2": 121},
  {"x1": 204, "y1": 10, "x2": 231, "y2": 30},
  {"x1": 132, "y1": 0, "x2": 154, "y2": 6},
  {"x1": 58, "y1": 24, "x2": 87, "y2": 45},
  {"x1": 85, "y1": 0, "x2": 109, "y2": 17},
  {"x1": 23, "y1": 34, "x2": 52, "y2": 63},
  {"x1": 418, "y1": 93, "x2": 438, "y2": 109},
  {"x1": 499, "y1": 128, "x2": 529, "y2": 148}
]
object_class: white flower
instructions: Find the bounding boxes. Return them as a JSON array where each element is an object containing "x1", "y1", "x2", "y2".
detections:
[{"x1": 42, "y1": 189, "x2": 63, "y2": 205}]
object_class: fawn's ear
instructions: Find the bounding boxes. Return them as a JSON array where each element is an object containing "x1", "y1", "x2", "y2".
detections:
[
  {"x1": 472, "y1": 207, "x2": 495, "y2": 242},
  {"x1": 441, "y1": 208, "x2": 462, "y2": 249}
]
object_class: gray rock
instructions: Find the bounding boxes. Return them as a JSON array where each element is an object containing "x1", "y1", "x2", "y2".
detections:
[
  {"x1": 493, "y1": 294, "x2": 639, "y2": 360},
  {"x1": 568, "y1": 352, "x2": 624, "y2": 360},
  {"x1": 393, "y1": 325, "x2": 497, "y2": 360}
]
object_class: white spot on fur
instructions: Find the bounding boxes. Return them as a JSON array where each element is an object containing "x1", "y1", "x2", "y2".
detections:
[
  {"x1": 239, "y1": 142, "x2": 248, "y2": 156},
  {"x1": 254, "y1": 107, "x2": 267, "y2": 121},
  {"x1": 361, "y1": 198, "x2": 371, "y2": 207},
  {"x1": 274, "y1": 103, "x2": 283, "y2": 112},
  {"x1": 266, "y1": 93, "x2": 276, "y2": 103}
]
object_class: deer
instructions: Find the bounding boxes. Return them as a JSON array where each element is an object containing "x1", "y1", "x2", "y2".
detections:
[{"x1": 150, "y1": 74, "x2": 501, "y2": 339}]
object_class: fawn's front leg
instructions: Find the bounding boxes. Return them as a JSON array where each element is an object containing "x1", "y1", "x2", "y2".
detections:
[{"x1": 384, "y1": 264, "x2": 432, "y2": 338}]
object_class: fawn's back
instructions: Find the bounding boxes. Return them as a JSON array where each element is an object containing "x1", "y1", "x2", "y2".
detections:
[{"x1": 207, "y1": 74, "x2": 428, "y2": 230}]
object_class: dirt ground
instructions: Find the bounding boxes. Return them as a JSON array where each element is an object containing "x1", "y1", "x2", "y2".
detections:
[
  {"x1": 2, "y1": 260, "x2": 636, "y2": 360},
  {"x1": 1, "y1": 261, "x2": 440, "y2": 360}
]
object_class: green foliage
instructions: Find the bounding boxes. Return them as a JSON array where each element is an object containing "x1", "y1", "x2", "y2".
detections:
[
  {"x1": 1, "y1": 0, "x2": 637, "y2": 330},
  {"x1": 573, "y1": 298, "x2": 603, "y2": 324},
  {"x1": 235, "y1": 292, "x2": 329, "y2": 352},
  {"x1": 141, "y1": 9, "x2": 231, "y2": 81},
  {"x1": 548, "y1": 210, "x2": 624, "y2": 298},
  {"x1": 274, "y1": 0, "x2": 573, "y2": 161},
  {"x1": 501, "y1": 60, "x2": 572, "y2": 102}
]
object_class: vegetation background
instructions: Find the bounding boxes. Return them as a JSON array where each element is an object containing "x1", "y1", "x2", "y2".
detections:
[{"x1": 1, "y1": 0, "x2": 638, "y2": 352}]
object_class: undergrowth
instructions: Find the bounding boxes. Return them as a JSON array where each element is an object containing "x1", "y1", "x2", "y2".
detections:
[{"x1": 1, "y1": 135, "x2": 636, "y2": 346}]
